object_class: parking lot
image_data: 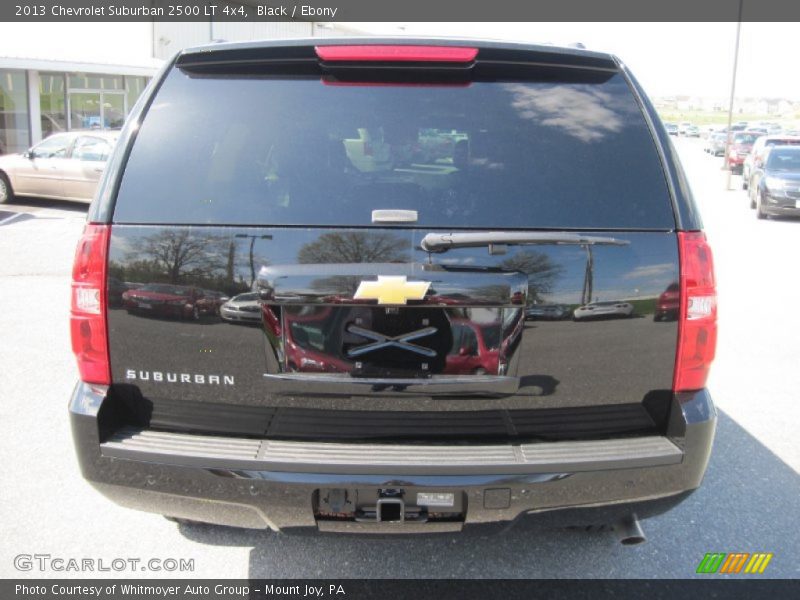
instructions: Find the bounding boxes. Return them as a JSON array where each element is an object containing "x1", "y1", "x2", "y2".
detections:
[{"x1": 0, "y1": 137, "x2": 798, "y2": 579}]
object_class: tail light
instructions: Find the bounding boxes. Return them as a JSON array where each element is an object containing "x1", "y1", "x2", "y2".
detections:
[
  {"x1": 673, "y1": 231, "x2": 717, "y2": 392},
  {"x1": 315, "y1": 45, "x2": 478, "y2": 63},
  {"x1": 70, "y1": 224, "x2": 111, "y2": 384}
]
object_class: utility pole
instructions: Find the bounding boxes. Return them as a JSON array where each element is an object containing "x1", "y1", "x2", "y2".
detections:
[
  {"x1": 226, "y1": 240, "x2": 235, "y2": 284},
  {"x1": 234, "y1": 234, "x2": 273, "y2": 288},
  {"x1": 581, "y1": 245, "x2": 594, "y2": 306},
  {"x1": 724, "y1": 0, "x2": 744, "y2": 190}
]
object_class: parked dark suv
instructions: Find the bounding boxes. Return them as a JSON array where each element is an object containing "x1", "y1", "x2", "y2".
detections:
[
  {"x1": 748, "y1": 145, "x2": 800, "y2": 219},
  {"x1": 69, "y1": 39, "x2": 717, "y2": 540}
]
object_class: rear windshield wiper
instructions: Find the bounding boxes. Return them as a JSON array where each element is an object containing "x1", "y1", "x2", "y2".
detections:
[{"x1": 420, "y1": 231, "x2": 630, "y2": 254}]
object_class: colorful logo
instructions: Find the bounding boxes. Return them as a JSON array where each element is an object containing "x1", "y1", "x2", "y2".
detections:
[
  {"x1": 354, "y1": 276, "x2": 430, "y2": 305},
  {"x1": 696, "y1": 552, "x2": 773, "y2": 574}
]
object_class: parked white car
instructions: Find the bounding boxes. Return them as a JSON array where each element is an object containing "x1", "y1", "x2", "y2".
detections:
[
  {"x1": 0, "y1": 131, "x2": 118, "y2": 204},
  {"x1": 573, "y1": 301, "x2": 634, "y2": 321},
  {"x1": 220, "y1": 292, "x2": 262, "y2": 323}
]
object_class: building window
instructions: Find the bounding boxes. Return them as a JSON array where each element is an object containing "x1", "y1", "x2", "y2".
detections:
[
  {"x1": 125, "y1": 76, "x2": 148, "y2": 112},
  {"x1": 39, "y1": 72, "x2": 67, "y2": 138},
  {"x1": 65, "y1": 73, "x2": 146, "y2": 130},
  {"x1": 0, "y1": 69, "x2": 30, "y2": 155},
  {"x1": 68, "y1": 73, "x2": 124, "y2": 91}
]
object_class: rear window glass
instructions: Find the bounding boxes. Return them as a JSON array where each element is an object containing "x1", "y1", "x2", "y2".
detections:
[
  {"x1": 766, "y1": 138, "x2": 800, "y2": 147},
  {"x1": 232, "y1": 293, "x2": 259, "y2": 302},
  {"x1": 113, "y1": 67, "x2": 674, "y2": 229},
  {"x1": 734, "y1": 133, "x2": 758, "y2": 144},
  {"x1": 766, "y1": 149, "x2": 800, "y2": 170}
]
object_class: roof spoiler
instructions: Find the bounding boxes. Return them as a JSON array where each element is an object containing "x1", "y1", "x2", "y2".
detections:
[{"x1": 176, "y1": 39, "x2": 619, "y2": 72}]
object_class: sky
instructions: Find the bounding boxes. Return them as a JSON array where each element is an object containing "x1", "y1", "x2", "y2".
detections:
[
  {"x1": 344, "y1": 22, "x2": 800, "y2": 100},
  {"x1": 0, "y1": 21, "x2": 799, "y2": 100},
  {"x1": 0, "y1": 22, "x2": 156, "y2": 66}
]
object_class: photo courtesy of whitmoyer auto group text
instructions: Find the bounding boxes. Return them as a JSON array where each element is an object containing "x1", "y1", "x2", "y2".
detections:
[{"x1": 0, "y1": 1, "x2": 798, "y2": 598}]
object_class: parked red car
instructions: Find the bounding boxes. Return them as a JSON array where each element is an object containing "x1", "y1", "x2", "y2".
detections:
[
  {"x1": 654, "y1": 282, "x2": 680, "y2": 322},
  {"x1": 283, "y1": 307, "x2": 351, "y2": 373},
  {"x1": 197, "y1": 289, "x2": 229, "y2": 316},
  {"x1": 121, "y1": 283, "x2": 208, "y2": 321},
  {"x1": 445, "y1": 319, "x2": 500, "y2": 375},
  {"x1": 726, "y1": 131, "x2": 760, "y2": 173}
]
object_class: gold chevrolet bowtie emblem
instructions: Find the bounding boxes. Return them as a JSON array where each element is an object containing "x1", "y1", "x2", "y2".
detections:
[{"x1": 353, "y1": 276, "x2": 431, "y2": 305}]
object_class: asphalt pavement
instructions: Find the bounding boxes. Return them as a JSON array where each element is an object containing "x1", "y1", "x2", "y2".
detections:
[{"x1": 0, "y1": 138, "x2": 798, "y2": 579}]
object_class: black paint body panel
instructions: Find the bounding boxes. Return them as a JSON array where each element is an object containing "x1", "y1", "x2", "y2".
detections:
[{"x1": 106, "y1": 226, "x2": 679, "y2": 441}]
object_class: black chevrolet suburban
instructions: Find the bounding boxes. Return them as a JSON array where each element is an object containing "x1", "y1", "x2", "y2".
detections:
[{"x1": 69, "y1": 39, "x2": 717, "y2": 540}]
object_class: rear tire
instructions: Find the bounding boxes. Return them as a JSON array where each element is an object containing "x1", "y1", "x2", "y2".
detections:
[
  {"x1": 0, "y1": 172, "x2": 13, "y2": 204},
  {"x1": 756, "y1": 191, "x2": 767, "y2": 220}
]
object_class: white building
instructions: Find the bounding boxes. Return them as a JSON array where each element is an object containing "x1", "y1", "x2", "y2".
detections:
[{"x1": 0, "y1": 8, "x2": 357, "y2": 154}]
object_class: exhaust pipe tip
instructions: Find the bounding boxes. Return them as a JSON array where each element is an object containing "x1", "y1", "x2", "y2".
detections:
[{"x1": 614, "y1": 513, "x2": 646, "y2": 546}]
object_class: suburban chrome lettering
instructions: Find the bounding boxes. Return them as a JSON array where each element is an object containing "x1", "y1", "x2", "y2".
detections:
[{"x1": 125, "y1": 370, "x2": 235, "y2": 386}]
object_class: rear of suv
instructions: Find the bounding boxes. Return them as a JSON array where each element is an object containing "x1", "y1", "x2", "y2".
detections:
[{"x1": 69, "y1": 39, "x2": 717, "y2": 537}]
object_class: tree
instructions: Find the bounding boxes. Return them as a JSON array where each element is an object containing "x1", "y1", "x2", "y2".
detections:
[
  {"x1": 298, "y1": 231, "x2": 409, "y2": 264},
  {"x1": 128, "y1": 230, "x2": 226, "y2": 284},
  {"x1": 500, "y1": 250, "x2": 563, "y2": 303}
]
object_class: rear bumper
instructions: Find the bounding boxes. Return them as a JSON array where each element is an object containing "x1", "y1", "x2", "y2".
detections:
[
  {"x1": 220, "y1": 308, "x2": 261, "y2": 322},
  {"x1": 70, "y1": 383, "x2": 716, "y2": 532},
  {"x1": 762, "y1": 193, "x2": 800, "y2": 216},
  {"x1": 727, "y1": 157, "x2": 745, "y2": 171},
  {"x1": 124, "y1": 303, "x2": 189, "y2": 319}
]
